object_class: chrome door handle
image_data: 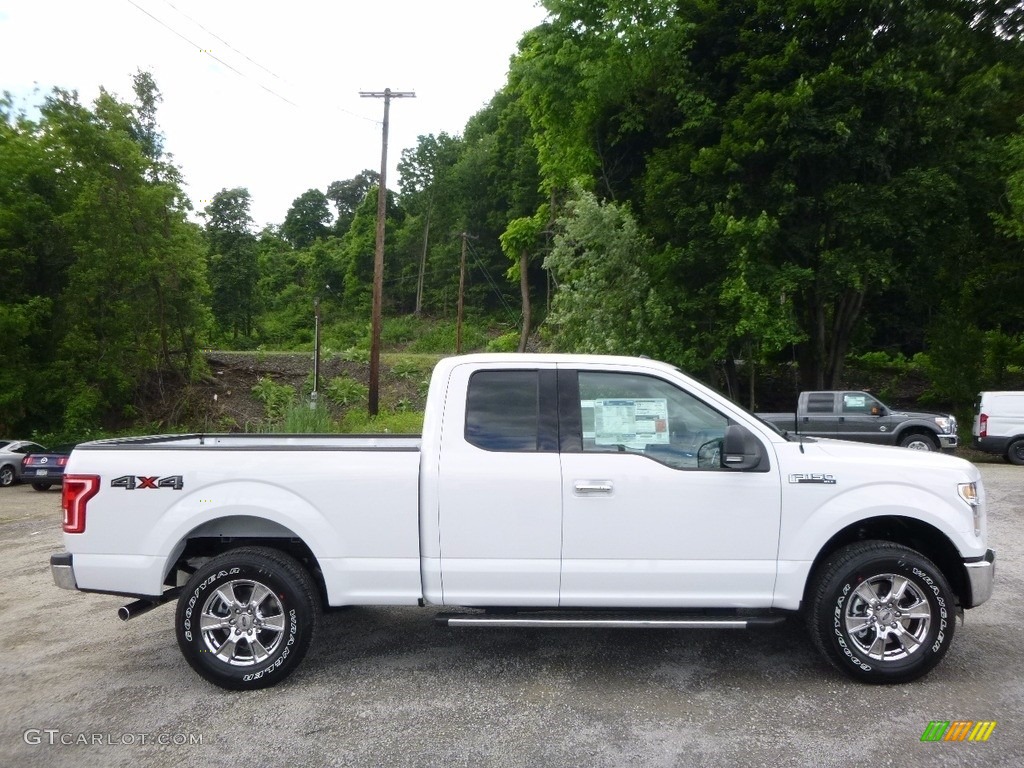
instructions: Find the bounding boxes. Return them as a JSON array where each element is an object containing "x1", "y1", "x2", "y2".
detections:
[{"x1": 574, "y1": 481, "x2": 613, "y2": 494}]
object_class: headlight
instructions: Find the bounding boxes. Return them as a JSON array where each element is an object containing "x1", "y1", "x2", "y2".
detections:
[
  {"x1": 958, "y1": 482, "x2": 982, "y2": 536},
  {"x1": 935, "y1": 416, "x2": 955, "y2": 434}
]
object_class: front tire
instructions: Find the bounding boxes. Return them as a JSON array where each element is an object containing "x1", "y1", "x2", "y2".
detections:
[
  {"x1": 808, "y1": 541, "x2": 955, "y2": 684},
  {"x1": 899, "y1": 433, "x2": 937, "y2": 451},
  {"x1": 176, "y1": 547, "x2": 319, "y2": 690},
  {"x1": 1007, "y1": 439, "x2": 1024, "y2": 466}
]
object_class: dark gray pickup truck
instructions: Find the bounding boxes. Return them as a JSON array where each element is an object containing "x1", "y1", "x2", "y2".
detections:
[{"x1": 758, "y1": 391, "x2": 958, "y2": 452}]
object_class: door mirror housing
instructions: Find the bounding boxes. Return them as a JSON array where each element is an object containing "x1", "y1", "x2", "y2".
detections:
[{"x1": 721, "y1": 424, "x2": 768, "y2": 471}]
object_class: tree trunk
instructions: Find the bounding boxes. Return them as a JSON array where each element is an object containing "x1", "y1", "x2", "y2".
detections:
[
  {"x1": 517, "y1": 247, "x2": 531, "y2": 353},
  {"x1": 414, "y1": 202, "x2": 431, "y2": 317}
]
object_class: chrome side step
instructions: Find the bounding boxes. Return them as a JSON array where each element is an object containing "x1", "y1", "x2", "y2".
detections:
[{"x1": 436, "y1": 612, "x2": 786, "y2": 630}]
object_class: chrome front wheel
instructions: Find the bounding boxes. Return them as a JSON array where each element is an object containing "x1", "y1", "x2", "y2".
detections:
[
  {"x1": 843, "y1": 574, "x2": 932, "y2": 662},
  {"x1": 808, "y1": 541, "x2": 954, "y2": 684}
]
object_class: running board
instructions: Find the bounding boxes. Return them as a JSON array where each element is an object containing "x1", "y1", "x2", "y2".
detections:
[{"x1": 436, "y1": 612, "x2": 786, "y2": 630}]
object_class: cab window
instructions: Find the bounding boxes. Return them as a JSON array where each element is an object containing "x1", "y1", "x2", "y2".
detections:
[
  {"x1": 465, "y1": 370, "x2": 540, "y2": 452},
  {"x1": 842, "y1": 392, "x2": 881, "y2": 415},
  {"x1": 577, "y1": 371, "x2": 728, "y2": 470}
]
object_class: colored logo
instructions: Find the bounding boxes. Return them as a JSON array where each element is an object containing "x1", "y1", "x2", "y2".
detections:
[{"x1": 920, "y1": 721, "x2": 996, "y2": 742}]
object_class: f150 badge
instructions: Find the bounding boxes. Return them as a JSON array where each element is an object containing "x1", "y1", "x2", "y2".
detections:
[
  {"x1": 111, "y1": 475, "x2": 184, "y2": 490},
  {"x1": 789, "y1": 473, "x2": 837, "y2": 485}
]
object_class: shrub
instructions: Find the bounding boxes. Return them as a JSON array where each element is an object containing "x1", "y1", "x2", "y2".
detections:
[
  {"x1": 325, "y1": 376, "x2": 369, "y2": 407},
  {"x1": 337, "y1": 346, "x2": 370, "y2": 364},
  {"x1": 390, "y1": 356, "x2": 428, "y2": 380},
  {"x1": 251, "y1": 377, "x2": 296, "y2": 421},
  {"x1": 486, "y1": 331, "x2": 520, "y2": 353}
]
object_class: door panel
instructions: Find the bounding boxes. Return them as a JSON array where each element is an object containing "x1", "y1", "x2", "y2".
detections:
[
  {"x1": 558, "y1": 369, "x2": 782, "y2": 608},
  {"x1": 835, "y1": 392, "x2": 889, "y2": 444},
  {"x1": 435, "y1": 365, "x2": 562, "y2": 607}
]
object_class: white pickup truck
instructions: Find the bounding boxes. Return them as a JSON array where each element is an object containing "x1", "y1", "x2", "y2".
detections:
[{"x1": 51, "y1": 354, "x2": 995, "y2": 690}]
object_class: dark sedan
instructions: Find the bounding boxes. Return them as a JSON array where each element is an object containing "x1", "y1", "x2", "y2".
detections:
[{"x1": 20, "y1": 444, "x2": 75, "y2": 491}]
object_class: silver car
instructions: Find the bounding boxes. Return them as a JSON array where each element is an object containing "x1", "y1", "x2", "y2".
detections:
[{"x1": 0, "y1": 440, "x2": 45, "y2": 487}]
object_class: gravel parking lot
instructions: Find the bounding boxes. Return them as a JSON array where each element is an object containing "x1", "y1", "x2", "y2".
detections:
[{"x1": 1, "y1": 463, "x2": 1021, "y2": 768}]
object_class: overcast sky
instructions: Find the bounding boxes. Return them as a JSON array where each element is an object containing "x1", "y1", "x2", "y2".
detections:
[{"x1": 0, "y1": 0, "x2": 549, "y2": 228}]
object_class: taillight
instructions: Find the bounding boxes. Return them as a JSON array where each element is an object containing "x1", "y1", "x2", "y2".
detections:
[
  {"x1": 62, "y1": 475, "x2": 100, "y2": 534},
  {"x1": 980, "y1": 413, "x2": 988, "y2": 438},
  {"x1": 58, "y1": 456, "x2": 68, "y2": 467}
]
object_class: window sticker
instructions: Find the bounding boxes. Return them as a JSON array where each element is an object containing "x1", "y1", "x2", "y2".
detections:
[
  {"x1": 585, "y1": 398, "x2": 670, "y2": 449},
  {"x1": 844, "y1": 394, "x2": 868, "y2": 409}
]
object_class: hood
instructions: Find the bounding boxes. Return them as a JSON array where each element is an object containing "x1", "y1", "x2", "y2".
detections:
[
  {"x1": 890, "y1": 409, "x2": 951, "y2": 420},
  {"x1": 810, "y1": 437, "x2": 974, "y2": 474}
]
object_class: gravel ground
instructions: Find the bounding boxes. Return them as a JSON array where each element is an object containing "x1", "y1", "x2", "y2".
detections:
[{"x1": 1, "y1": 463, "x2": 1020, "y2": 768}]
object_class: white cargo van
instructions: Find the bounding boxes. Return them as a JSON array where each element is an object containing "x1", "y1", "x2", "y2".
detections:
[{"x1": 972, "y1": 391, "x2": 1024, "y2": 465}]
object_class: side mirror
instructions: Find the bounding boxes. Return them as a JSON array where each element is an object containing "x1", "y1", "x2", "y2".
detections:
[
  {"x1": 871, "y1": 405, "x2": 886, "y2": 416},
  {"x1": 721, "y1": 424, "x2": 766, "y2": 471}
]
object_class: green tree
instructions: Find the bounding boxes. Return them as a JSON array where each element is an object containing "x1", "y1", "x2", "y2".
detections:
[
  {"x1": 281, "y1": 188, "x2": 332, "y2": 249},
  {"x1": 205, "y1": 188, "x2": 258, "y2": 340},
  {"x1": 513, "y1": 0, "x2": 1024, "y2": 387},
  {"x1": 544, "y1": 187, "x2": 673, "y2": 358},
  {"x1": 398, "y1": 133, "x2": 463, "y2": 314},
  {"x1": 326, "y1": 171, "x2": 379, "y2": 237},
  {"x1": 0, "y1": 78, "x2": 209, "y2": 433}
]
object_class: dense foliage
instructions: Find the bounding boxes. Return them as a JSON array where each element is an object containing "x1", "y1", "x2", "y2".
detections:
[
  {"x1": 4, "y1": 1, "x2": 1024, "y2": 437},
  {"x1": 1, "y1": 75, "x2": 210, "y2": 435}
]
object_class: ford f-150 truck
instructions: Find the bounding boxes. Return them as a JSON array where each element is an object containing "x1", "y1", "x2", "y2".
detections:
[
  {"x1": 50, "y1": 354, "x2": 994, "y2": 690},
  {"x1": 758, "y1": 391, "x2": 958, "y2": 452}
]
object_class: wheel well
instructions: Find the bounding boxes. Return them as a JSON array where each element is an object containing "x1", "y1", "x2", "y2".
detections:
[
  {"x1": 169, "y1": 516, "x2": 328, "y2": 608},
  {"x1": 803, "y1": 516, "x2": 967, "y2": 608}
]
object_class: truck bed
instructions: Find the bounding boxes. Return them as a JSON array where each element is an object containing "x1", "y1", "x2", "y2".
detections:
[{"x1": 76, "y1": 433, "x2": 423, "y2": 451}]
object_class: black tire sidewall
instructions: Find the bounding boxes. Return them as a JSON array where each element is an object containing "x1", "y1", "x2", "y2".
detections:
[
  {"x1": 1007, "y1": 439, "x2": 1024, "y2": 466},
  {"x1": 819, "y1": 549, "x2": 954, "y2": 683},
  {"x1": 176, "y1": 551, "x2": 314, "y2": 690},
  {"x1": 0, "y1": 466, "x2": 14, "y2": 487}
]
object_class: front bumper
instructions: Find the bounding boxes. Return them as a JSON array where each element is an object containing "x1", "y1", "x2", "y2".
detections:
[
  {"x1": 51, "y1": 552, "x2": 78, "y2": 590},
  {"x1": 963, "y1": 549, "x2": 995, "y2": 608},
  {"x1": 939, "y1": 434, "x2": 959, "y2": 451}
]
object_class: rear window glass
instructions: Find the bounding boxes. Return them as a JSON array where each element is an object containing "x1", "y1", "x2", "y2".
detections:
[
  {"x1": 806, "y1": 393, "x2": 835, "y2": 413},
  {"x1": 465, "y1": 371, "x2": 539, "y2": 452}
]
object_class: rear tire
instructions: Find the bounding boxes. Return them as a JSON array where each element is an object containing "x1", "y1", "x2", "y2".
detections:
[
  {"x1": 1007, "y1": 439, "x2": 1024, "y2": 466},
  {"x1": 176, "y1": 547, "x2": 319, "y2": 690},
  {"x1": 32, "y1": 483, "x2": 52, "y2": 491},
  {"x1": 899, "y1": 433, "x2": 937, "y2": 451},
  {"x1": 808, "y1": 541, "x2": 955, "y2": 684},
  {"x1": 0, "y1": 465, "x2": 14, "y2": 487}
]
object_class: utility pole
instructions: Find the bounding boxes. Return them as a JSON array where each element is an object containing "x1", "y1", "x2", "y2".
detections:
[
  {"x1": 456, "y1": 232, "x2": 468, "y2": 353},
  {"x1": 312, "y1": 295, "x2": 321, "y2": 409},
  {"x1": 360, "y1": 87, "x2": 415, "y2": 415}
]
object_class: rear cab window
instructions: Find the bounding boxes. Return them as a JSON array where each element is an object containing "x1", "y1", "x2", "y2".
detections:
[{"x1": 464, "y1": 370, "x2": 557, "y2": 452}]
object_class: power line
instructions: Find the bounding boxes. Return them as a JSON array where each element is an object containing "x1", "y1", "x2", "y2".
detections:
[
  {"x1": 125, "y1": 0, "x2": 300, "y2": 107},
  {"x1": 466, "y1": 239, "x2": 520, "y2": 323},
  {"x1": 154, "y1": 0, "x2": 376, "y2": 124},
  {"x1": 126, "y1": 0, "x2": 377, "y2": 123},
  {"x1": 160, "y1": 0, "x2": 283, "y2": 81}
]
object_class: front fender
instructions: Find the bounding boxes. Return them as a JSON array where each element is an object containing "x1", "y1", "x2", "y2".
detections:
[{"x1": 780, "y1": 480, "x2": 981, "y2": 564}]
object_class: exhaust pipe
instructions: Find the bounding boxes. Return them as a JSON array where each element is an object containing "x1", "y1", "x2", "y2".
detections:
[{"x1": 118, "y1": 587, "x2": 182, "y2": 621}]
